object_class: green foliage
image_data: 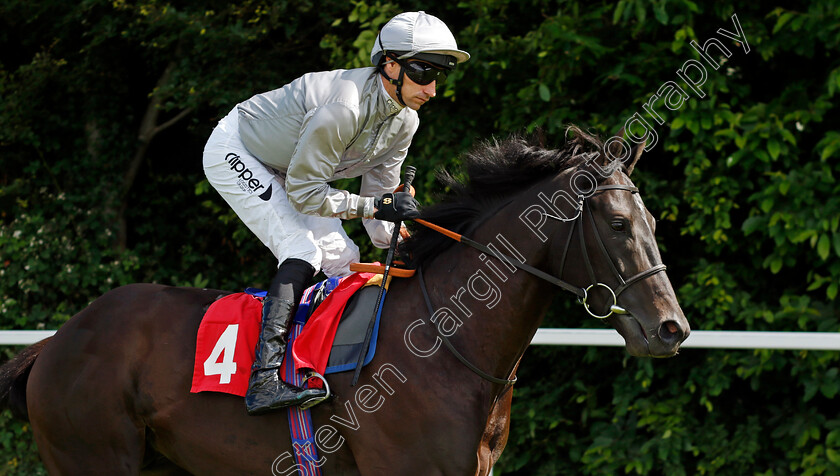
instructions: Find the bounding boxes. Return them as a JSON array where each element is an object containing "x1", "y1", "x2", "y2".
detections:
[
  {"x1": 0, "y1": 409, "x2": 44, "y2": 476},
  {"x1": 1, "y1": 0, "x2": 839, "y2": 473}
]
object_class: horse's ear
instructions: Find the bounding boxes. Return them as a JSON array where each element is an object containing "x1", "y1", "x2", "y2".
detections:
[
  {"x1": 607, "y1": 127, "x2": 644, "y2": 176},
  {"x1": 588, "y1": 127, "x2": 644, "y2": 174},
  {"x1": 625, "y1": 140, "x2": 645, "y2": 176},
  {"x1": 607, "y1": 127, "x2": 626, "y2": 160},
  {"x1": 593, "y1": 127, "x2": 627, "y2": 171}
]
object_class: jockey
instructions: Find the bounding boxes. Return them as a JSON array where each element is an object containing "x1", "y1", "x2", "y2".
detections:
[{"x1": 203, "y1": 11, "x2": 469, "y2": 415}]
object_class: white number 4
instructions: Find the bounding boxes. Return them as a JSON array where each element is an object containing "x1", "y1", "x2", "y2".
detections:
[{"x1": 204, "y1": 324, "x2": 239, "y2": 384}]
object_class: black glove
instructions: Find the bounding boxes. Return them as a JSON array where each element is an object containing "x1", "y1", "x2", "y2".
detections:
[{"x1": 374, "y1": 192, "x2": 420, "y2": 222}]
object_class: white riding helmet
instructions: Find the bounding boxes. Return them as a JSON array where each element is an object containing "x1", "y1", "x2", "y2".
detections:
[{"x1": 371, "y1": 11, "x2": 470, "y2": 70}]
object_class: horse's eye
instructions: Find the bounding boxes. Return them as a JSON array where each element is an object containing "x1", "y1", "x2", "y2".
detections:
[{"x1": 611, "y1": 219, "x2": 626, "y2": 232}]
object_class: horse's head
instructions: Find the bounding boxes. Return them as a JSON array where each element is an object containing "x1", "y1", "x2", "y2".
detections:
[
  {"x1": 544, "y1": 131, "x2": 690, "y2": 357},
  {"x1": 402, "y1": 128, "x2": 689, "y2": 357}
]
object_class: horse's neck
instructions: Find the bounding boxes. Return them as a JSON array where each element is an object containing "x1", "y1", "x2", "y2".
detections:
[{"x1": 420, "y1": 207, "x2": 555, "y2": 384}]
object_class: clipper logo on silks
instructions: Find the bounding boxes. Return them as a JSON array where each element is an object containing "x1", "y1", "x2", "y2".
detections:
[{"x1": 224, "y1": 153, "x2": 273, "y2": 201}]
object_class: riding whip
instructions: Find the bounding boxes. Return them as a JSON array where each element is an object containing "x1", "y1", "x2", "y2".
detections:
[{"x1": 351, "y1": 166, "x2": 416, "y2": 386}]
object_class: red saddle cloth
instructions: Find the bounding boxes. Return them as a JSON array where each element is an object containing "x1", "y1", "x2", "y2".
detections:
[
  {"x1": 190, "y1": 292, "x2": 263, "y2": 396},
  {"x1": 190, "y1": 271, "x2": 376, "y2": 396}
]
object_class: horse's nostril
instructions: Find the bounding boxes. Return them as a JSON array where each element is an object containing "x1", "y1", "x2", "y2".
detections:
[{"x1": 658, "y1": 320, "x2": 682, "y2": 344}]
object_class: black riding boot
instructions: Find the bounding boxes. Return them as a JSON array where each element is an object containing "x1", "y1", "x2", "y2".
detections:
[{"x1": 245, "y1": 259, "x2": 327, "y2": 415}]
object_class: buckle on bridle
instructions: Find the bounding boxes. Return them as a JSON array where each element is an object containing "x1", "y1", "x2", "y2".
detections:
[{"x1": 544, "y1": 195, "x2": 585, "y2": 222}]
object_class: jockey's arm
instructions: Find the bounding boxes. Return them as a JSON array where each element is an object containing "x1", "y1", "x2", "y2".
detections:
[
  {"x1": 284, "y1": 103, "x2": 375, "y2": 220},
  {"x1": 360, "y1": 133, "x2": 415, "y2": 248}
]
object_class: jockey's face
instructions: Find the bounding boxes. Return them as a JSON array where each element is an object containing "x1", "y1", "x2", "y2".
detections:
[{"x1": 381, "y1": 60, "x2": 438, "y2": 111}]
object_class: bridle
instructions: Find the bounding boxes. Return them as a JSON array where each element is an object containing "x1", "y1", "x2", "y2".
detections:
[
  {"x1": 415, "y1": 183, "x2": 667, "y2": 319},
  {"x1": 410, "y1": 183, "x2": 667, "y2": 385},
  {"x1": 552, "y1": 184, "x2": 667, "y2": 318}
]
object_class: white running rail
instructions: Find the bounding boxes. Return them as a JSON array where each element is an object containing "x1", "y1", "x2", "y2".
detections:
[{"x1": 2, "y1": 329, "x2": 840, "y2": 350}]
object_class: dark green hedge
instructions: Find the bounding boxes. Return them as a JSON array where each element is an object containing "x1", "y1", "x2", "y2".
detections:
[{"x1": 1, "y1": 0, "x2": 838, "y2": 474}]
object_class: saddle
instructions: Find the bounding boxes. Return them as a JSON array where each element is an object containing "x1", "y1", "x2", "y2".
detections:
[
  {"x1": 304, "y1": 262, "x2": 414, "y2": 373},
  {"x1": 190, "y1": 263, "x2": 414, "y2": 397}
]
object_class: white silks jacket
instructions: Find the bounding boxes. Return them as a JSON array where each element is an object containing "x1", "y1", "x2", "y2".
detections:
[{"x1": 237, "y1": 67, "x2": 419, "y2": 248}]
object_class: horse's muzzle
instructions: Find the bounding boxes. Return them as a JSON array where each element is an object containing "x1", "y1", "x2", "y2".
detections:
[{"x1": 611, "y1": 313, "x2": 690, "y2": 357}]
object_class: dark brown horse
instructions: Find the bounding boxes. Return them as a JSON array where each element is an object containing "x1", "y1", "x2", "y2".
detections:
[{"x1": 0, "y1": 130, "x2": 688, "y2": 475}]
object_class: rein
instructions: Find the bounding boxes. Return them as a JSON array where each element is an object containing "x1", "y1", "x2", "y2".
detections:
[
  {"x1": 413, "y1": 184, "x2": 667, "y2": 319},
  {"x1": 406, "y1": 184, "x2": 667, "y2": 387},
  {"x1": 416, "y1": 266, "x2": 518, "y2": 386}
]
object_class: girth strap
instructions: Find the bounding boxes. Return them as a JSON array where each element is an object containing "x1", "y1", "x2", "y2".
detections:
[{"x1": 416, "y1": 267, "x2": 517, "y2": 386}]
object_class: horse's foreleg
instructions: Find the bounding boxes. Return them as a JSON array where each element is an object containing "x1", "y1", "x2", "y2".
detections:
[{"x1": 475, "y1": 385, "x2": 515, "y2": 476}]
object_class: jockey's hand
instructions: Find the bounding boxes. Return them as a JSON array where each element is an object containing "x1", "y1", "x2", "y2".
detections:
[
  {"x1": 394, "y1": 184, "x2": 416, "y2": 197},
  {"x1": 374, "y1": 192, "x2": 420, "y2": 222}
]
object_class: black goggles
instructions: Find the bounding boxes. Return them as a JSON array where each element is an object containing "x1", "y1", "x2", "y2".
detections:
[{"x1": 394, "y1": 58, "x2": 449, "y2": 86}]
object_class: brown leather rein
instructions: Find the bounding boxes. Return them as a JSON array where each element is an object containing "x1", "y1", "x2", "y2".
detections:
[
  {"x1": 408, "y1": 184, "x2": 667, "y2": 386},
  {"x1": 413, "y1": 184, "x2": 666, "y2": 319}
]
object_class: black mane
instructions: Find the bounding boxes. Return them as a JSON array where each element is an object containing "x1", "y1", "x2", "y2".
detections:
[{"x1": 401, "y1": 126, "x2": 604, "y2": 266}]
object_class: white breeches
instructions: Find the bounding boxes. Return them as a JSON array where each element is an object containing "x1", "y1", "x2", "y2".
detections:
[{"x1": 202, "y1": 109, "x2": 360, "y2": 278}]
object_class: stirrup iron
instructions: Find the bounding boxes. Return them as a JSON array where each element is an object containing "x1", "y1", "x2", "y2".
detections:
[{"x1": 300, "y1": 371, "x2": 331, "y2": 410}]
